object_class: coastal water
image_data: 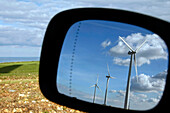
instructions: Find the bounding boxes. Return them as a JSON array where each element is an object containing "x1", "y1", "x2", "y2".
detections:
[{"x1": 0, "y1": 57, "x2": 40, "y2": 63}]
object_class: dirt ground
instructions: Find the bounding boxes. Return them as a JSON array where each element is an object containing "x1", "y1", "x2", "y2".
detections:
[{"x1": 0, "y1": 78, "x2": 85, "y2": 113}]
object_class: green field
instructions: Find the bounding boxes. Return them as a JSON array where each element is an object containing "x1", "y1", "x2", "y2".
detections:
[{"x1": 0, "y1": 61, "x2": 39, "y2": 79}]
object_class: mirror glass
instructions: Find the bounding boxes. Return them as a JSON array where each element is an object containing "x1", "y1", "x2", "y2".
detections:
[{"x1": 57, "y1": 20, "x2": 168, "y2": 110}]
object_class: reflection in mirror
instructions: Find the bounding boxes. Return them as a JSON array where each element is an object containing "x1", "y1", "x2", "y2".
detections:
[{"x1": 57, "y1": 20, "x2": 168, "y2": 110}]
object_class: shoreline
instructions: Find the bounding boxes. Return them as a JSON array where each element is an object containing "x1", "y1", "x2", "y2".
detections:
[
  {"x1": 0, "y1": 57, "x2": 40, "y2": 63},
  {"x1": 0, "y1": 60, "x2": 39, "y2": 64}
]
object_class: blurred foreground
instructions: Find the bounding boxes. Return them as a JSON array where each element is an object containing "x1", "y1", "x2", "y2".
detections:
[{"x1": 0, "y1": 62, "x2": 85, "y2": 113}]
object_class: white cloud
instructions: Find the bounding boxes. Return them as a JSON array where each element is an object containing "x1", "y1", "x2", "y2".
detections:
[
  {"x1": 101, "y1": 40, "x2": 111, "y2": 48},
  {"x1": 131, "y1": 70, "x2": 167, "y2": 93},
  {"x1": 141, "y1": 97, "x2": 159, "y2": 103},
  {"x1": 0, "y1": 25, "x2": 44, "y2": 46},
  {"x1": 113, "y1": 57, "x2": 130, "y2": 66},
  {"x1": 152, "y1": 70, "x2": 167, "y2": 79},
  {"x1": 138, "y1": 94, "x2": 147, "y2": 98},
  {"x1": 147, "y1": 98, "x2": 159, "y2": 103},
  {"x1": 109, "y1": 90, "x2": 117, "y2": 93},
  {"x1": 0, "y1": 0, "x2": 48, "y2": 48},
  {"x1": 117, "y1": 90, "x2": 126, "y2": 97},
  {"x1": 109, "y1": 33, "x2": 168, "y2": 66}
]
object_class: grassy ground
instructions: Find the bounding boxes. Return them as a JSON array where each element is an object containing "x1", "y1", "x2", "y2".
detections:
[
  {"x1": 0, "y1": 61, "x2": 39, "y2": 79},
  {"x1": 0, "y1": 61, "x2": 84, "y2": 113}
]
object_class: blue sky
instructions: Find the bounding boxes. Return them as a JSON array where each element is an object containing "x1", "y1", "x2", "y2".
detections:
[
  {"x1": 57, "y1": 20, "x2": 168, "y2": 110},
  {"x1": 0, "y1": 0, "x2": 169, "y2": 111}
]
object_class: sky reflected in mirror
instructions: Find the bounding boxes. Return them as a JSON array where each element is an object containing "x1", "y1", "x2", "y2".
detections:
[{"x1": 57, "y1": 20, "x2": 168, "y2": 110}]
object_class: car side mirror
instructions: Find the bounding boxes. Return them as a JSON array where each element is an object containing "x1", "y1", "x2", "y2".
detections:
[{"x1": 39, "y1": 8, "x2": 170, "y2": 112}]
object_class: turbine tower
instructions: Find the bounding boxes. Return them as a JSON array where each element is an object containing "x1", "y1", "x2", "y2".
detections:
[
  {"x1": 104, "y1": 64, "x2": 115, "y2": 105},
  {"x1": 90, "y1": 75, "x2": 102, "y2": 103},
  {"x1": 119, "y1": 36, "x2": 147, "y2": 109}
]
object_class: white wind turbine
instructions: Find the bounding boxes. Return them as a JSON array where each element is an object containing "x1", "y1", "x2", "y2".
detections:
[
  {"x1": 90, "y1": 75, "x2": 102, "y2": 103},
  {"x1": 104, "y1": 64, "x2": 115, "y2": 105},
  {"x1": 119, "y1": 36, "x2": 147, "y2": 109}
]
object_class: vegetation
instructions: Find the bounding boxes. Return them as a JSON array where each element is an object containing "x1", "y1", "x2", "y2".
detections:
[{"x1": 0, "y1": 61, "x2": 39, "y2": 79}]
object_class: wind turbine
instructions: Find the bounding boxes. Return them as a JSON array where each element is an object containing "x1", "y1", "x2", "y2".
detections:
[
  {"x1": 104, "y1": 64, "x2": 115, "y2": 105},
  {"x1": 90, "y1": 75, "x2": 102, "y2": 103},
  {"x1": 119, "y1": 36, "x2": 147, "y2": 109}
]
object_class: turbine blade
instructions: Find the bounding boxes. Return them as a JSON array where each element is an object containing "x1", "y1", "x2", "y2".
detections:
[
  {"x1": 135, "y1": 39, "x2": 147, "y2": 53},
  {"x1": 97, "y1": 85, "x2": 102, "y2": 92},
  {"x1": 90, "y1": 85, "x2": 95, "y2": 88},
  {"x1": 110, "y1": 76, "x2": 116, "y2": 79},
  {"x1": 119, "y1": 36, "x2": 134, "y2": 51},
  {"x1": 134, "y1": 54, "x2": 138, "y2": 82},
  {"x1": 107, "y1": 63, "x2": 110, "y2": 76},
  {"x1": 96, "y1": 75, "x2": 99, "y2": 84}
]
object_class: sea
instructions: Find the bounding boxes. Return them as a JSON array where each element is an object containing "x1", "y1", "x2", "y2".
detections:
[{"x1": 0, "y1": 57, "x2": 40, "y2": 63}]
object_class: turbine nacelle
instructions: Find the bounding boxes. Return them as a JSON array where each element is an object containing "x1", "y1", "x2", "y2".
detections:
[
  {"x1": 128, "y1": 51, "x2": 136, "y2": 55},
  {"x1": 90, "y1": 75, "x2": 102, "y2": 103},
  {"x1": 106, "y1": 75, "x2": 110, "y2": 78},
  {"x1": 106, "y1": 75, "x2": 115, "y2": 79},
  {"x1": 106, "y1": 64, "x2": 116, "y2": 79},
  {"x1": 104, "y1": 64, "x2": 116, "y2": 105},
  {"x1": 90, "y1": 75, "x2": 101, "y2": 91},
  {"x1": 119, "y1": 36, "x2": 147, "y2": 80}
]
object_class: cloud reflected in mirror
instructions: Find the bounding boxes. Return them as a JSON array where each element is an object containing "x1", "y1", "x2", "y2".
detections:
[{"x1": 57, "y1": 20, "x2": 168, "y2": 110}]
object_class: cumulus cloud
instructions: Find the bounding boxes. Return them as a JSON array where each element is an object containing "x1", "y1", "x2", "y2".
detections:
[
  {"x1": 138, "y1": 94, "x2": 147, "y2": 98},
  {"x1": 0, "y1": 25, "x2": 43, "y2": 46},
  {"x1": 116, "y1": 90, "x2": 126, "y2": 97},
  {"x1": 141, "y1": 97, "x2": 160, "y2": 103},
  {"x1": 0, "y1": 0, "x2": 49, "y2": 47},
  {"x1": 147, "y1": 98, "x2": 159, "y2": 103},
  {"x1": 152, "y1": 70, "x2": 167, "y2": 79},
  {"x1": 113, "y1": 57, "x2": 130, "y2": 66},
  {"x1": 109, "y1": 90, "x2": 117, "y2": 93},
  {"x1": 101, "y1": 40, "x2": 111, "y2": 48},
  {"x1": 109, "y1": 33, "x2": 168, "y2": 66},
  {"x1": 131, "y1": 70, "x2": 167, "y2": 93}
]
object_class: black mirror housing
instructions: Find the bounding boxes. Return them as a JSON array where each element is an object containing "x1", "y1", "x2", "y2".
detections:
[{"x1": 39, "y1": 8, "x2": 170, "y2": 113}]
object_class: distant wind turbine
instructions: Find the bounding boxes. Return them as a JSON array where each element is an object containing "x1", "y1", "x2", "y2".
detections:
[
  {"x1": 104, "y1": 64, "x2": 115, "y2": 105},
  {"x1": 119, "y1": 36, "x2": 147, "y2": 109},
  {"x1": 90, "y1": 75, "x2": 102, "y2": 103}
]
